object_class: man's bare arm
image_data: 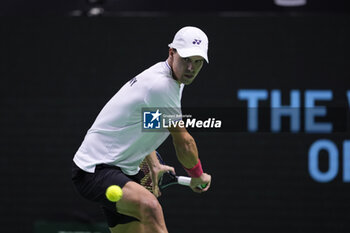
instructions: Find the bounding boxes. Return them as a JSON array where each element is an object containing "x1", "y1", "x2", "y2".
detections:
[
  {"x1": 144, "y1": 151, "x2": 175, "y2": 197},
  {"x1": 168, "y1": 125, "x2": 211, "y2": 193}
]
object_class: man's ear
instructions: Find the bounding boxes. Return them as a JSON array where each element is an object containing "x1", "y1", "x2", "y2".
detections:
[
  {"x1": 168, "y1": 48, "x2": 175, "y2": 63},
  {"x1": 169, "y1": 48, "x2": 175, "y2": 57}
]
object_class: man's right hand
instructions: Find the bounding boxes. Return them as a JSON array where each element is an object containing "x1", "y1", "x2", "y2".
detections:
[{"x1": 190, "y1": 173, "x2": 211, "y2": 193}]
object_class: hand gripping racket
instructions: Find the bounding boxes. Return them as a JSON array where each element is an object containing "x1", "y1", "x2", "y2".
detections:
[{"x1": 139, "y1": 151, "x2": 192, "y2": 193}]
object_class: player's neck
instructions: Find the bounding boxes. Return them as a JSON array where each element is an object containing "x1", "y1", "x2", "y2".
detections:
[{"x1": 166, "y1": 58, "x2": 181, "y2": 86}]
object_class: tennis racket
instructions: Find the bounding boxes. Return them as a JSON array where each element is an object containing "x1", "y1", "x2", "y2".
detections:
[{"x1": 139, "y1": 151, "x2": 192, "y2": 193}]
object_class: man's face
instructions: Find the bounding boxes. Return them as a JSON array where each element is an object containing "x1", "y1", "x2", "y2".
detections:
[{"x1": 170, "y1": 50, "x2": 204, "y2": 85}]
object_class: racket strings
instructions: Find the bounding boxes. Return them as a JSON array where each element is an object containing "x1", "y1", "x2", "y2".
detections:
[
  {"x1": 139, "y1": 152, "x2": 176, "y2": 193},
  {"x1": 139, "y1": 159, "x2": 154, "y2": 193}
]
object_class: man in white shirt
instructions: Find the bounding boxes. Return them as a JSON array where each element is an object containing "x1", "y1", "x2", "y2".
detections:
[{"x1": 72, "y1": 26, "x2": 211, "y2": 233}]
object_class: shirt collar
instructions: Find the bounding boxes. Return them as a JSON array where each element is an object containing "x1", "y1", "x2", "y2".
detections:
[{"x1": 165, "y1": 60, "x2": 172, "y2": 75}]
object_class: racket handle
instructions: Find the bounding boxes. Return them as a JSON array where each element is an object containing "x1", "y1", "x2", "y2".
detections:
[
  {"x1": 177, "y1": 176, "x2": 191, "y2": 186},
  {"x1": 177, "y1": 176, "x2": 208, "y2": 189}
]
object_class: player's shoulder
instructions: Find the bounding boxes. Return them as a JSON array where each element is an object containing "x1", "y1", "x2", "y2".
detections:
[{"x1": 139, "y1": 62, "x2": 176, "y2": 91}]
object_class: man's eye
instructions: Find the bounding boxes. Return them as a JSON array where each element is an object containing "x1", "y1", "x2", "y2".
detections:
[{"x1": 183, "y1": 58, "x2": 190, "y2": 62}]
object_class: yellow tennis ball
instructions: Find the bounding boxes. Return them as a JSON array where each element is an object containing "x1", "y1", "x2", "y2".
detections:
[{"x1": 105, "y1": 185, "x2": 123, "y2": 202}]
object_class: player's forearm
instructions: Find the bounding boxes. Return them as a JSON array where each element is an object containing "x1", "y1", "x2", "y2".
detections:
[
  {"x1": 172, "y1": 134, "x2": 199, "y2": 169},
  {"x1": 145, "y1": 151, "x2": 161, "y2": 171}
]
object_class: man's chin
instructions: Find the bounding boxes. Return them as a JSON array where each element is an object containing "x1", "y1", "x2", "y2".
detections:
[
  {"x1": 181, "y1": 77, "x2": 195, "y2": 85},
  {"x1": 182, "y1": 79, "x2": 193, "y2": 85}
]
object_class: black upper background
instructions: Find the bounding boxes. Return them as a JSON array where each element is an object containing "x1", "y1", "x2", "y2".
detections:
[{"x1": 0, "y1": 0, "x2": 349, "y2": 16}]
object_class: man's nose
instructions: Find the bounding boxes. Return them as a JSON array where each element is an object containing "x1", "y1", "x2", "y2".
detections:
[{"x1": 187, "y1": 62, "x2": 194, "y2": 71}]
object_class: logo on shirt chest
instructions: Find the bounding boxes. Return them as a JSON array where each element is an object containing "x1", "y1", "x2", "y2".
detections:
[{"x1": 129, "y1": 77, "x2": 137, "y2": 86}]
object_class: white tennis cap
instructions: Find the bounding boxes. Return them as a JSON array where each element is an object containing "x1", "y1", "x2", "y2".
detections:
[{"x1": 168, "y1": 26, "x2": 209, "y2": 63}]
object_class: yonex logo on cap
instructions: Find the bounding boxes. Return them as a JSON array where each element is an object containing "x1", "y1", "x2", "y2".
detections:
[{"x1": 192, "y1": 39, "x2": 202, "y2": 45}]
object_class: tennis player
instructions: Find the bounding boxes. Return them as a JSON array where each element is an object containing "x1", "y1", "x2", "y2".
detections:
[{"x1": 72, "y1": 26, "x2": 212, "y2": 233}]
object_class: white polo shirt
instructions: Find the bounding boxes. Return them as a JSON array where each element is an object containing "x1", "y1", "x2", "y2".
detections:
[{"x1": 73, "y1": 61, "x2": 184, "y2": 175}]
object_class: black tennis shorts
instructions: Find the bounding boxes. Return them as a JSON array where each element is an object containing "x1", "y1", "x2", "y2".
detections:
[{"x1": 72, "y1": 162, "x2": 144, "y2": 227}]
